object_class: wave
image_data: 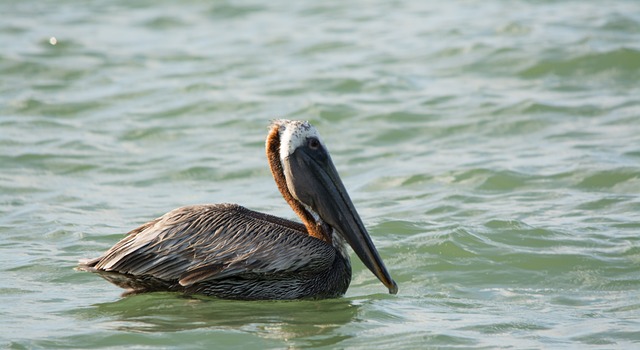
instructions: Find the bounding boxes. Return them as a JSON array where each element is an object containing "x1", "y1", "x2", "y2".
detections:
[{"x1": 520, "y1": 48, "x2": 640, "y2": 78}]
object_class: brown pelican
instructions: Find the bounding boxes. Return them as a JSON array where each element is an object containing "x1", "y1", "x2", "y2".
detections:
[{"x1": 78, "y1": 119, "x2": 397, "y2": 300}]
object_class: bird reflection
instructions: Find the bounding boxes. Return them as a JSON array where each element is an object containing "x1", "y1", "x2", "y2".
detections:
[{"x1": 75, "y1": 293, "x2": 360, "y2": 347}]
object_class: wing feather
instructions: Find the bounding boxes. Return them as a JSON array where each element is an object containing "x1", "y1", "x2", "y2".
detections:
[{"x1": 88, "y1": 203, "x2": 335, "y2": 287}]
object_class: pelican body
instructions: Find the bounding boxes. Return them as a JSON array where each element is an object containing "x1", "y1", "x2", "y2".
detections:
[{"x1": 79, "y1": 120, "x2": 397, "y2": 300}]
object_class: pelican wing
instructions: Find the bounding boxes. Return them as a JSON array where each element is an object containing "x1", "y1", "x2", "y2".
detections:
[{"x1": 84, "y1": 204, "x2": 336, "y2": 287}]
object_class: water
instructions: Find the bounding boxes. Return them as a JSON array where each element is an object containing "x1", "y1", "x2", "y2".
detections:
[{"x1": 1, "y1": 0, "x2": 639, "y2": 348}]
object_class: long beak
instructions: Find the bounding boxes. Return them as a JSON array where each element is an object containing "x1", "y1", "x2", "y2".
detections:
[{"x1": 284, "y1": 147, "x2": 398, "y2": 294}]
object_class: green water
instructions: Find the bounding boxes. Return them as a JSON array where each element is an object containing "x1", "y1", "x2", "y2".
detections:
[{"x1": 2, "y1": 0, "x2": 639, "y2": 348}]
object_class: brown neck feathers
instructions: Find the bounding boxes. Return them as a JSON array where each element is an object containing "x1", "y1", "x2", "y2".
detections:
[{"x1": 266, "y1": 125, "x2": 331, "y2": 243}]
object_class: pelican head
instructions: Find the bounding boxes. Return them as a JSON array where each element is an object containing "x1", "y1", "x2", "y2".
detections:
[{"x1": 266, "y1": 119, "x2": 398, "y2": 294}]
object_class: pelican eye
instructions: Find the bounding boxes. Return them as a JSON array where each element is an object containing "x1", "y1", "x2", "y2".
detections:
[{"x1": 308, "y1": 137, "x2": 320, "y2": 150}]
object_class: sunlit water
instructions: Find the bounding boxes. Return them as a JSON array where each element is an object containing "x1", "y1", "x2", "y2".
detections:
[{"x1": 1, "y1": 0, "x2": 639, "y2": 348}]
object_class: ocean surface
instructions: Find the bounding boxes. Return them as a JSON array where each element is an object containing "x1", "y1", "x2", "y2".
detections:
[{"x1": 1, "y1": 0, "x2": 639, "y2": 348}]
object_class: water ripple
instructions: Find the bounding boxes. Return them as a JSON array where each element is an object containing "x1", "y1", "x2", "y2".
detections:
[{"x1": 2, "y1": 0, "x2": 640, "y2": 348}]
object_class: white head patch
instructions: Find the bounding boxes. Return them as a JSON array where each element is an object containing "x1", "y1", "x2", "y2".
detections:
[{"x1": 272, "y1": 119, "x2": 324, "y2": 162}]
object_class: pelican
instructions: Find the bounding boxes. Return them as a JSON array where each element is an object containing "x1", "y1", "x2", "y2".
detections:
[{"x1": 78, "y1": 119, "x2": 397, "y2": 300}]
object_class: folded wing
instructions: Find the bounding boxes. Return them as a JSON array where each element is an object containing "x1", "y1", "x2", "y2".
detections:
[{"x1": 80, "y1": 204, "x2": 335, "y2": 288}]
